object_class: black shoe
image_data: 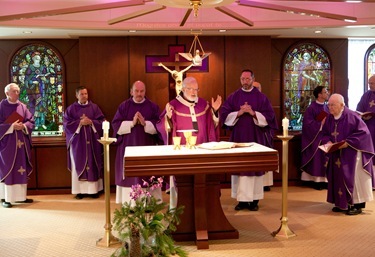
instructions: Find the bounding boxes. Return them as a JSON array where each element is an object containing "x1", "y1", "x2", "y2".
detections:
[
  {"x1": 2, "y1": 201, "x2": 12, "y2": 208},
  {"x1": 15, "y1": 198, "x2": 33, "y2": 203},
  {"x1": 249, "y1": 200, "x2": 259, "y2": 211},
  {"x1": 1, "y1": 199, "x2": 4, "y2": 202},
  {"x1": 346, "y1": 206, "x2": 362, "y2": 215},
  {"x1": 332, "y1": 206, "x2": 346, "y2": 213},
  {"x1": 89, "y1": 193, "x2": 99, "y2": 199},
  {"x1": 75, "y1": 194, "x2": 84, "y2": 200},
  {"x1": 263, "y1": 186, "x2": 271, "y2": 192},
  {"x1": 313, "y1": 182, "x2": 327, "y2": 190},
  {"x1": 235, "y1": 202, "x2": 249, "y2": 211}
]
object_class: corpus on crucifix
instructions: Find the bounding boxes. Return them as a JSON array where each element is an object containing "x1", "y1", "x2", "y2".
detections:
[{"x1": 158, "y1": 62, "x2": 194, "y2": 96}]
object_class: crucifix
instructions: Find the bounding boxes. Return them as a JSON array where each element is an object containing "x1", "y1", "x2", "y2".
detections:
[{"x1": 146, "y1": 45, "x2": 209, "y2": 100}]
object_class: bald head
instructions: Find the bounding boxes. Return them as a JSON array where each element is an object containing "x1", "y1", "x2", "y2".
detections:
[
  {"x1": 369, "y1": 75, "x2": 375, "y2": 91},
  {"x1": 131, "y1": 80, "x2": 146, "y2": 103},
  {"x1": 328, "y1": 93, "x2": 345, "y2": 116},
  {"x1": 253, "y1": 81, "x2": 262, "y2": 92}
]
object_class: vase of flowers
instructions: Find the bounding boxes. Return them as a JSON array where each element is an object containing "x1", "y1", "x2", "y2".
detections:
[{"x1": 111, "y1": 176, "x2": 187, "y2": 257}]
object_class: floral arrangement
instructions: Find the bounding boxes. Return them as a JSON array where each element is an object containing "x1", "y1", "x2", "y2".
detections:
[{"x1": 111, "y1": 176, "x2": 186, "y2": 257}]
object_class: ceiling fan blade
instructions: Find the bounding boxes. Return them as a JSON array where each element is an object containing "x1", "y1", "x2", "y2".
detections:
[
  {"x1": 238, "y1": 0, "x2": 357, "y2": 22},
  {"x1": 0, "y1": 0, "x2": 145, "y2": 22},
  {"x1": 180, "y1": 9, "x2": 193, "y2": 27},
  {"x1": 215, "y1": 6, "x2": 254, "y2": 27},
  {"x1": 108, "y1": 5, "x2": 166, "y2": 25}
]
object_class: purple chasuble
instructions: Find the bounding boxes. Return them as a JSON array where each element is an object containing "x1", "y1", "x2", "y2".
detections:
[
  {"x1": 112, "y1": 97, "x2": 160, "y2": 187},
  {"x1": 63, "y1": 101, "x2": 105, "y2": 182},
  {"x1": 0, "y1": 99, "x2": 34, "y2": 185},
  {"x1": 157, "y1": 95, "x2": 219, "y2": 145},
  {"x1": 301, "y1": 101, "x2": 329, "y2": 178},
  {"x1": 356, "y1": 90, "x2": 375, "y2": 149},
  {"x1": 220, "y1": 87, "x2": 278, "y2": 176},
  {"x1": 321, "y1": 107, "x2": 375, "y2": 209}
]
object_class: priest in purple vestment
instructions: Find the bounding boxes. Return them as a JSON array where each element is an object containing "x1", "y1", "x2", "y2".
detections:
[
  {"x1": 0, "y1": 83, "x2": 34, "y2": 208},
  {"x1": 301, "y1": 86, "x2": 329, "y2": 190},
  {"x1": 63, "y1": 86, "x2": 105, "y2": 199},
  {"x1": 157, "y1": 77, "x2": 222, "y2": 208},
  {"x1": 220, "y1": 69, "x2": 278, "y2": 211},
  {"x1": 321, "y1": 94, "x2": 374, "y2": 215},
  {"x1": 112, "y1": 81, "x2": 161, "y2": 204},
  {"x1": 356, "y1": 75, "x2": 375, "y2": 150}
]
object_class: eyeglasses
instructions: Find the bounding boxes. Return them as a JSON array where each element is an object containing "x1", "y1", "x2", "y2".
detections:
[
  {"x1": 185, "y1": 87, "x2": 199, "y2": 92},
  {"x1": 240, "y1": 77, "x2": 252, "y2": 81}
]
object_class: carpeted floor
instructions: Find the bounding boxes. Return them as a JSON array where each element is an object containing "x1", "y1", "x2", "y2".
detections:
[{"x1": 1, "y1": 186, "x2": 374, "y2": 257}]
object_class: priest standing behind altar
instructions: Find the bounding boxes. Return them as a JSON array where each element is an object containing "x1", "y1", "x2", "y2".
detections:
[
  {"x1": 0, "y1": 83, "x2": 34, "y2": 208},
  {"x1": 220, "y1": 69, "x2": 278, "y2": 211},
  {"x1": 156, "y1": 76, "x2": 222, "y2": 208},
  {"x1": 63, "y1": 86, "x2": 105, "y2": 200},
  {"x1": 301, "y1": 86, "x2": 329, "y2": 190},
  {"x1": 112, "y1": 80, "x2": 161, "y2": 204},
  {"x1": 321, "y1": 93, "x2": 374, "y2": 215}
]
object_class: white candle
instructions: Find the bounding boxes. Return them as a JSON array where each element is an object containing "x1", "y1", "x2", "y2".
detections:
[
  {"x1": 102, "y1": 120, "x2": 109, "y2": 139},
  {"x1": 282, "y1": 117, "x2": 289, "y2": 137}
]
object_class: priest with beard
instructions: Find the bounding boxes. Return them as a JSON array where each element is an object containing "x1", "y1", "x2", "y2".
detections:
[
  {"x1": 157, "y1": 76, "x2": 222, "y2": 208},
  {"x1": 220, "y1": 69, "x2": 278, "y2": 212},
  {"x1": 112, "y1": 80, "x2": 161, "y2": 204},
  {"x1": 63, "y1": 86, "x2": 105, "y2": 200}
]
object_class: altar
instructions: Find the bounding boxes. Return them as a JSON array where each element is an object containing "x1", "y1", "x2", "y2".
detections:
[{"x1": 124, "y1": 143, "x2": 279, "y2": 249}]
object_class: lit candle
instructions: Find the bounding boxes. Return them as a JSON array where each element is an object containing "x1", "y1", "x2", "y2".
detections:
[
  {"x1": 282, "y1": 117, "x2": 289, "y2": 137},
  {"x1": 102, "y1": 120, "x2": 109, "y2": 139}
]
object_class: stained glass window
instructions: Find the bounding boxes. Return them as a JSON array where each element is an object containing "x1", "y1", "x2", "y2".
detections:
[
  {"x1": 283, "y1": 42, "x2": 331, "y2": 130},
  {"x1": 365, "y1": 43, "x2": 375, "y2": 86},
  {"x1": 10, "y1": 43, "x2": 65, "y2": 136}
]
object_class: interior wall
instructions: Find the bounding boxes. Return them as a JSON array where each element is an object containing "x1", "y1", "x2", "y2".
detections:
[{"x1": 0, "y1": 36, "x2": 349, "y2": 192}]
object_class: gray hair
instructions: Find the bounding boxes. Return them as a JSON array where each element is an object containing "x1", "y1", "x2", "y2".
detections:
[
  {"x1": 182, "y1": 77, "x2": 198, "y2": 89},
  {"x1": 4, "y1": 83, "x2": 19, "y2": 95}
]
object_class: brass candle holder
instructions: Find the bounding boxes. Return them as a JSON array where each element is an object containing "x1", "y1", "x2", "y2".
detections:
[
  {"x1": 272, "y1": 134, "x2": 296, "y2": 239},
  {"x1": 96, "y1": 136, "x2": 121, "y2": 247}
]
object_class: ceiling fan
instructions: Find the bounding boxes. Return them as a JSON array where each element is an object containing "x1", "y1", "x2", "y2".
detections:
[{"x1": 0, "y1": 0, "x2": 359, "y2": 28}]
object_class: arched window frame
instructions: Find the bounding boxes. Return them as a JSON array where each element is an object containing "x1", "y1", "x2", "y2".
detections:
[
  {"x1": 9, "y1": 42, "x2": 65, "y2": 136},
  {"x1": 282, "y1": 42, "x2": 332, "y2": 131},
  {"x1": 365, "y1": 43, "x2": 375, "y2": 90}
]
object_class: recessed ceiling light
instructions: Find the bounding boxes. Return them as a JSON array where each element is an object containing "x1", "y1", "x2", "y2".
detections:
[
  {"x1": 219, "y1": 29, "x2": 226, "y2": 33},
  {"x1": 129, "y1": 30, "x2": 136, "y2": 33},
  {"x1": 23, "y1": 31, "x2": 32, "y2": 34},
  {"x1": 314, "y1": 30, "x2": 322, "y2": 34}
]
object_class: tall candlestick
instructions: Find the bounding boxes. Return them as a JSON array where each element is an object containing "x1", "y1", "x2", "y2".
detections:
[{"x1": 282, "y1": 117, "x2": 289, "y2": 137}]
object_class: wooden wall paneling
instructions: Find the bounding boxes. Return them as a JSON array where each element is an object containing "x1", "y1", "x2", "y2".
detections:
[
  {"x1": 129, "y1": 36, "x2": 177, "y2": 111},
  {"x1": 224, "y1": 36, "x2": 272, "y2": 99},
  {"x1": 79, "y1": 37, "x2": 129, "y2": 186},
  {"x1": 79, "y1": 37, "x2": 129, "y2": 121},
  {"x1": 176, "y1": 36, "x2": 225, "y2": 103},
  {"x1": 34, "y1": 146, "x2": 70, "y2": 188}
]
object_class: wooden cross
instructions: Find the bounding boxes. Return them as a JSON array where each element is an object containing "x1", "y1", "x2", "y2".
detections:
[
  {"x1": 369, "y1": 100, "x2": 375, "y2": 108},
  {"x1": 146, "y1": 45, "x2": 208, "y2": 100}
]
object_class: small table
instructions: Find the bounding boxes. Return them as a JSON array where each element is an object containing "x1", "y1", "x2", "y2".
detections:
[{"x1": 124, "y1": 143, "x2": 279, "y2": 249}]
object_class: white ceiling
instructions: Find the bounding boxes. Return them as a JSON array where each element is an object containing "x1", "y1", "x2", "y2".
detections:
[{"x1": 1, "y1": 0, "x2": 375, "y2": 39}]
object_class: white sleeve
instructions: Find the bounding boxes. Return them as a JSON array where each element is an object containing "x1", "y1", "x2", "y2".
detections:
[
  {"x1": 144, "y1": 121, "x2": 157, "y2": 135},
  {"x1": 117, "y1": 121, "x2": 134, "y2": 135}
]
